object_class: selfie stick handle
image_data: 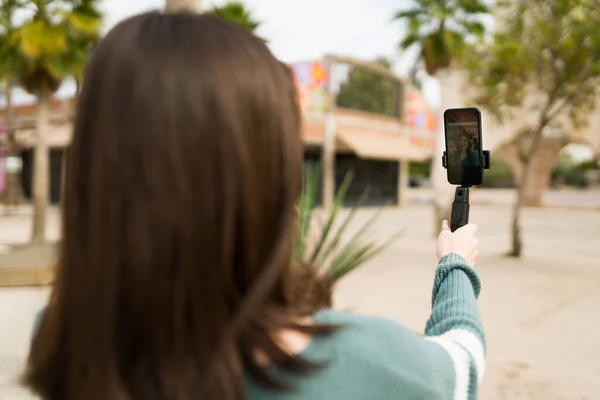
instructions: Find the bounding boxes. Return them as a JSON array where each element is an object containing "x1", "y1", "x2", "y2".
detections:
[
  {"x1": 442, "y1": 150, "x2": 491, "y2": 233},
  {"x1": 450, "y1": 186, "x2": 470, "y2": 232}
]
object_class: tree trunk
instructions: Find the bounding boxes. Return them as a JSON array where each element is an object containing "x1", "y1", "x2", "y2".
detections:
[
  {"x1": 165, "y1": 0, "x2": 202, "y2": 13},
  {"x1": 1, "y1": 81, "x2": 25, "y2": 213},
  {"x1": 521, "y1": 138, "x2": 567, "y2": 206},
  {"x1": 494, "y1": 140, "x2": 523, "y2": 184},
  {"x1": 322, "y1": 113, "x2": 335, "y2": 209},
  {"x1": 509, "y1": 190, "x2": 523, "y2": 257},
  {"x1": 509, "y1": 157, "x2": 528, "y2": 258},
  {"x1": 30, "y1": 88, "x2": 51, "y2": 245},
  {"x1": 508, "y1": 127, "x2": 546, "y2": 258},
  {"x1": 496, "y1": 135, "x2": 568, "y2": 207},
  {"x1": 321, "y1": 57, "x2": 336, "y2": 210}
]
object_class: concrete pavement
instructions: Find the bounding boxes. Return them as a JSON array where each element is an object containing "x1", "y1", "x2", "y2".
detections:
[
  {"x1": 334, "y1": 204, "x2": 600, "y2": 399},
  {"x1": 405, "y1": 187, "x2": 600, "y2": 210},
  {"x1": 1, "y1": 196, "x2": 599, "y2": 399}
]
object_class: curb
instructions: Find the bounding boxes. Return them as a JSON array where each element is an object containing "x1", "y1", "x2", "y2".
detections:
[{"x1": 0, "y1": 265, "x2": 55, "y2": 287}]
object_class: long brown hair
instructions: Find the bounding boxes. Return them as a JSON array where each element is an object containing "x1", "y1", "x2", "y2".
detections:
[{"x1": 25, "y1": 11, "x2": 332, "y2": 400}]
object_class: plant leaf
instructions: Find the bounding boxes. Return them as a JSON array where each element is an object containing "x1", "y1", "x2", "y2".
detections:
[
  {"x1": 294, "y1": 168, "x2": 320, "y2": 261},
  {"x1": 316, "y1": 186, "x2": 371, "y2": 267},
  {"x1": 307, "y1": 169, "x2": 355, "y2": 264},
  {"x1": 329, "y1": 242, "x2": 375, "y2": 280},
  {"x1": 325, "y1": 199, "x2": 398, "y2": 279}
]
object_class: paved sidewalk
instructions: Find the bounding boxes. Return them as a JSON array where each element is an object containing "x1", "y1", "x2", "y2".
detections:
[
  {"x1": 1, "y1": 203, "x2": 600, "y2": 399},
  {"x1": 0, "y1": 207, "x2": 60, "y2": 254},
  {"x1": 1, "y1": 187, "x2": 598, "y2": 269},
  {"x1": 405, "y1": 187, "x2": 600, "y2": 210},
  {"x1": 0, "y1": 210, "x2": 60, "y2": 286},
  {"x1": 0, "y1": 245, "x2": 56, "y2": 269}
]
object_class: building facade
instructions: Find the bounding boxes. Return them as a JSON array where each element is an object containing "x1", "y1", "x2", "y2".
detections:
[
  {"x1": 290, "y1": 55, "x2": 437, "y2": 207},
  {"x1": 0, "y1": 97, "x2": 74, "y2": 204},
  {"x1": 0, "y1": 56, "x2": 440, "y2": 206}
]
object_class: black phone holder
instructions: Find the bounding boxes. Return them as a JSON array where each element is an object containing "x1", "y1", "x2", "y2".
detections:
[{"x1": 442, "y1": 151, "x2": 491, "y2": 232}]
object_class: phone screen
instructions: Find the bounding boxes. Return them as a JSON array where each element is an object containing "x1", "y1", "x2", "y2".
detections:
[{"x1": 444, "y1": 108, "x2": 483, "y2": 186}]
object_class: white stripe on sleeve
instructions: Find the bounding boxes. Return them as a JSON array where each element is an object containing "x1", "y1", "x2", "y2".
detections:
[
  {"x1": 439, "y1": 329, "x2": 485, "y2": 383},
  {"x1": 425, "y1": 336, "x2": 471, "y2": 400}
]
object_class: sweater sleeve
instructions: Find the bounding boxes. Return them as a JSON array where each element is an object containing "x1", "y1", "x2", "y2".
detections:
[
  {"x1": 424, "y1": 253, "x2": 486, "y2": 400},
  {"x1": 32, "y1": 308, "x2": 46, "y2": 340}
]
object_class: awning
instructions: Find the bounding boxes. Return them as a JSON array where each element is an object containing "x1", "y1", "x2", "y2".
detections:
[
  {"x1": 336, "y1": 128, "x2": 430, "y2": 162},
  {"x1": 15, "y1": 123, "x2": 73, "y2": 149}
]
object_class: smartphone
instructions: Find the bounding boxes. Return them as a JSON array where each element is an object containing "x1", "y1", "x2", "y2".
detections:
[{"x1": 443, "y1": 107, "x2": 483, "y2": 186}]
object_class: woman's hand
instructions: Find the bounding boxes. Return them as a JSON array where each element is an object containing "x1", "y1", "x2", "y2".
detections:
[{"x1": 436, "y1": 220, "x2": 478, "y2": 266}]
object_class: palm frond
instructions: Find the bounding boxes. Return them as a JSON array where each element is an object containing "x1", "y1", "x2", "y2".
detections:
[
  {"x1": 458, "y1": 20, "x2": 487, "y2": 39},
  {"x1": 207, "y1": 1, "x2": 265, "y2": 40},
  {"x1": 407, "y1": 17, "x2": 422, "y2": 35},
  {"x1": 1, "y1": 0, "x2": 102, "y2": 95},
  {"x1": 393, "y1": 9, "x2": 426, "y2": 21},
  {"x1": 422, "y1": 33, "x2": 452, "y2": 74},
  {"x1": 399, "y1": 33, "x2": 422, "y2": 50},
  {"x1": 393, "y1": 0, "x2": 491, "y2": 76},
  {"x1": 457, "y1": 0, "x2": 492, "y2": 15}
]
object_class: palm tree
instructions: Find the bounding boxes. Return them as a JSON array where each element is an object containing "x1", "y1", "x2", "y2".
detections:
[
  {"x1": 4, "y1": 0, "x2": 101, "y2": 244},
  {"x1": 164, "y1": 1, "x2": 262, "y2": 36},
  {"x1": 0, "y1": 0, "x2": 26, "y2": 212},
  {"x1": 393, "y1": 0, "x2": 491, "y2": 234},
  {"x1": 165, "y1": 0, "x2": 202, "y2": 13},
  {"x1": 207, "y1": 1, "x2": 263, "y2": 37}
]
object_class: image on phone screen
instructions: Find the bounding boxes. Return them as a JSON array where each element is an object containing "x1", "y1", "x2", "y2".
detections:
[{"x1": 444, "y1": 108, "x2": 483, "y2": 186}]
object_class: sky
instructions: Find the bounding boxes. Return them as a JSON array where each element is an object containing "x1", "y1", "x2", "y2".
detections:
[{"x1": 8, "y1": 0, "x2": 441, "y2": 108}]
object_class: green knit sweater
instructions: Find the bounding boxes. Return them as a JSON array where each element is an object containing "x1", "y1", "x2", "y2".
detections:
[
  {"x1": 245, "y1": 253, "x2": 485, "y2": 400},
  {"x1": 32, "y1": 254, "x2": 484, "y2": 399}
]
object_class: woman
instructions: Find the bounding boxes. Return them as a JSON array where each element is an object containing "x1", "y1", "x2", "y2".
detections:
[
  {"x1": 452, "y1": 131, "x2": 480, "y2": 167},
  {"x1": 25, "y1": 11, "x2": 485, "y2": 400}
]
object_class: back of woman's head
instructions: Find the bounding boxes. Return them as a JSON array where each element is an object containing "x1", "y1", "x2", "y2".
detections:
[{"x1": 25, "y1": 11, "x2": 315, "y2": 400}]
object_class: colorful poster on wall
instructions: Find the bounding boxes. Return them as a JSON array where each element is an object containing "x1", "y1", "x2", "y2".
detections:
[
  {"x1": 404, "y1": 88, "x2": 438, "y2": 151},
  {"x1": 293, "y1": 63, "x2": 312, "y2": 85},
  {"x1": 311, "y1": 62, "x2": 327, "y2": 88},
  {"x1": 405, "y1": 89, "x2": 437, "y2": 131},
  {"x1": 289, "y1": 61, "x2": 328, "y2": 113}
]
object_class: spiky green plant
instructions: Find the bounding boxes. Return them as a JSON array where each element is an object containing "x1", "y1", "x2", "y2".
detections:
[{"x1": 292, "y1": 169, "x2": 403, "y2": 309}]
